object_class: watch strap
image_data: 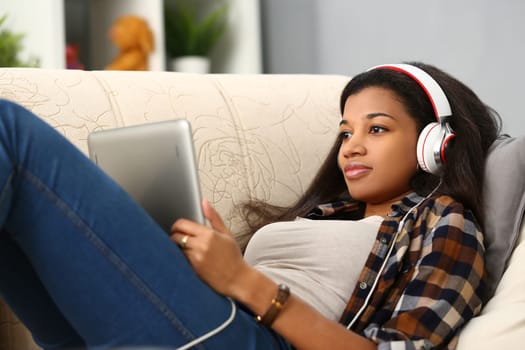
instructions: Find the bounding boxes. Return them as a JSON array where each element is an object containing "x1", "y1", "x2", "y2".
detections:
[{"x1": 256, "y1": 284, "x2": 290, "y2": 327}]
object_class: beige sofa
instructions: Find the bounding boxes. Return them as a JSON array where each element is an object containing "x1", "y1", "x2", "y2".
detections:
[{"x1": 0, "y1": 68, "x2": 523, "y2": 349}]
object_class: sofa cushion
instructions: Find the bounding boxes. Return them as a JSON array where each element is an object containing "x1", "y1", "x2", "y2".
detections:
[{"x1": 482, "y1": 135, "x2": 525, "y2": 296}]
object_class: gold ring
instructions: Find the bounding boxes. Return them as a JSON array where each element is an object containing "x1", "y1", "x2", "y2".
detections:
[{"x1": 180, "y1": 235, "x2": 189, "y2": 249}]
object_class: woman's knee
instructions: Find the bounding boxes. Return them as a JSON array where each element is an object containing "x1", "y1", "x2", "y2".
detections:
[
  {"x1": 0, "y1": 99, "x2": 55, "y2": 139},
  {"x1": 0, "y1": 99, "x2": 37, "y2": 127}
]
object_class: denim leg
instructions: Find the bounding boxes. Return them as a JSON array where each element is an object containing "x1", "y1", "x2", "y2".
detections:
[
  {"x1": 0, "y1": 230, "x2": 86, "y2": 349},
  {"x1": 0, "y1": 100, "x2": 289, "y2": 350}
]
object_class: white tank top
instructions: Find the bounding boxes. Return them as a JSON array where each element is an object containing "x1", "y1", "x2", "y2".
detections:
[{"x1": 243, "y1": 216, "x2": 382, "y2": 321}]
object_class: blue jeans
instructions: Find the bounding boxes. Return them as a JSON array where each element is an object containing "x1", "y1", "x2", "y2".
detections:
[{"x1": 0, "y1": 100, "x2": 290, "y2": 350}]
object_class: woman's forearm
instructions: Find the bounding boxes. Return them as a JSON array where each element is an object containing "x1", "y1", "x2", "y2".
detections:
[{"x1": 232, "y1": 264, "x2": 377, "y2": 350}]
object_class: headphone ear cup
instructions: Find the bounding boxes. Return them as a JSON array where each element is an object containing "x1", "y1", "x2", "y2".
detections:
[{"x1": 417, "y1": 122, "x2": 443, "y2": 175}]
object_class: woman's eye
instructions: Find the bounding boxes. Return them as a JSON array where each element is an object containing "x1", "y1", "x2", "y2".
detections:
[
  {"x1": 370, "y1": 126, "x2": 386, "y2": 134},
  {"x1": 340, "y1": 131, "x2": 353, "y2": 139}
]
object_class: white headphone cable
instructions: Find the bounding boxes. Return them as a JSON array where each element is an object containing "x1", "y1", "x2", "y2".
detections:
[
  {"x1": 175, "y1": 297, "x2": 237, "y2": 350},
  {"x1": 346, "y1": 182, "x2": 441, "y2": 330}
]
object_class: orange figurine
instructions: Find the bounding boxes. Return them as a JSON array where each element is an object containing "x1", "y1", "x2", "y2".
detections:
[{"x1": 105, "y1": 15, "x2": 154, "y2": 71}]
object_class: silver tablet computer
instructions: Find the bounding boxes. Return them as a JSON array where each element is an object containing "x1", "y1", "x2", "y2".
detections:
[{"x1": 87, "y1": 119, "x2": 205, "y2": 233}]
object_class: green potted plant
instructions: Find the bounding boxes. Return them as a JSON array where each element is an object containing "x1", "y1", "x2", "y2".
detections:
[
  {"x1": 0, "y1": 14, "x2": 39, "y2": 67},
  {"x1": 164, "y1": 0, "x2": 228, "y2": 73}
]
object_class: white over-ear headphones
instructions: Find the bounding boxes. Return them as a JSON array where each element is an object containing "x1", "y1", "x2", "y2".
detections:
[{"x1": 368, "y1": 63, "x2": 456, "y2": 175}]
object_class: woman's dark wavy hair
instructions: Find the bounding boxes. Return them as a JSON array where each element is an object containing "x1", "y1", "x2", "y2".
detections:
[{"x1": 239, "y1": 62, "x2": 501, "y2": 249}]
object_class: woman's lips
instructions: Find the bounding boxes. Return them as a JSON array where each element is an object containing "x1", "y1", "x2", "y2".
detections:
[{"x1": 343, "y1": 163, "x2": 372, "y2": 179}]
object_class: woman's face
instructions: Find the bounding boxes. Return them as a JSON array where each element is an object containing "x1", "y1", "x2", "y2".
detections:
[{"x1": 338, "y1": 86, "x2": 419, "y2": 206}]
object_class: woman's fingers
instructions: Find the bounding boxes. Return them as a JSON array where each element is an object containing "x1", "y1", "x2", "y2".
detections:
[
  {"x1": 168, "y1": 201, "x2": 245, "y2": 296},
  {"x1": 202, "y1": 199, "x2": 223, "y2": 228},
  {"x1": 171, "y1": 232, "x2": 191, "y2": 249},
  {"x1": 201, "y1": 199, "x2": 233, "y2": 237},
  {"x1": 170, "y1": 217, "x2": 198, "y2": 248}
]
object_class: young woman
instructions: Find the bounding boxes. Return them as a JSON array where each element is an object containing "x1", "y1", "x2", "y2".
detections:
[{"x1": 0, "y1": 62, "x2": 500, "y2": 350}]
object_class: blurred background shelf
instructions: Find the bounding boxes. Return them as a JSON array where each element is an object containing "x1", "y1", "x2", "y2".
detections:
[{"x1": 1, "y1": 0, "x2": 262, "y2": 73}]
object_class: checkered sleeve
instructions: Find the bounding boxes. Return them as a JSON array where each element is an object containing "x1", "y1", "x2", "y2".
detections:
[{"x1": 365, "y1": 200, "x2": 487, "y2": 350}]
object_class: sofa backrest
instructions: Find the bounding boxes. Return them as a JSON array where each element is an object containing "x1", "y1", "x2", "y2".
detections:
[{"x1": 0, "y1": 68, "x2": 349, "y2": 245}]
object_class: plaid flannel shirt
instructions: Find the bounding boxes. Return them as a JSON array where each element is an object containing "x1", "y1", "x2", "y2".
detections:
[{"x1": 308, "y1": 192, "x2": 487, "y2": 350}]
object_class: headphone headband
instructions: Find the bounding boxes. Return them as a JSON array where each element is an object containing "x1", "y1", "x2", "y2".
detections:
[{"x1": 368, "y1": 63, "x2": 452, "y2": 122}]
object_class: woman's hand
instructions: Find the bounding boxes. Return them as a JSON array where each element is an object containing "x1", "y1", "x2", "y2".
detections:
[{"x1": 170, "y1": 199, "x2": 249, "y2": 297}]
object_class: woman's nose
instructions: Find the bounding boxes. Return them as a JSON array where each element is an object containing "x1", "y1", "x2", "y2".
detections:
[{"x1": 341, "y1": 135, "x2": 366, "y2": 157}]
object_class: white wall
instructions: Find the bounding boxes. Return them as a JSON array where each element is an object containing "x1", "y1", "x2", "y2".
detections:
[
  {"x1": 316, "y1": 0, "x2": 525, "y2": 135},
  {"x1": 263, "y1": 0, "x2": 525, "y2": 135},
  {"x1": 260, "y1": 0, "x2": 318, "y2": 74},
  {"x1": 210, "y1": 0, "x2": 263, "y2": 73}
]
